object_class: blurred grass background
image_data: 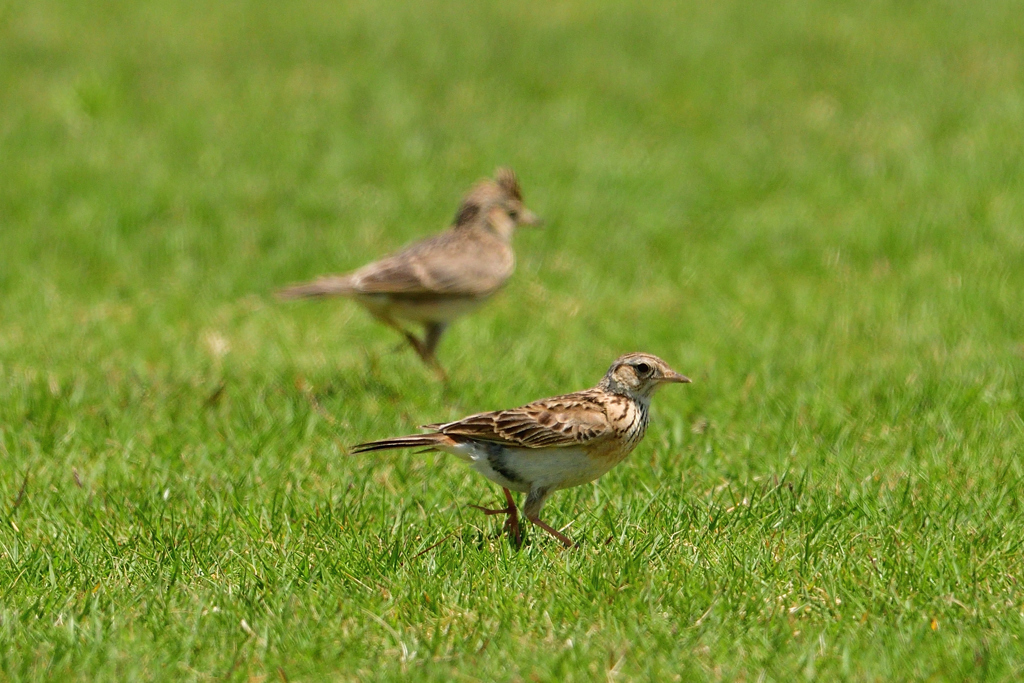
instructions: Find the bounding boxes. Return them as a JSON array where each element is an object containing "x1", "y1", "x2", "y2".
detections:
[{"x1": 1, "y1": 0, "x2": 1023, "y2": 680}]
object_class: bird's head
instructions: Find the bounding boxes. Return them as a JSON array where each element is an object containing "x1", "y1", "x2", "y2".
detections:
[
  {"x1": 599, "y1": 352, "x2": 691, "y2": 399},
  {"x1": 452, "y1": 167, "x2": 542, "y2": 240}
]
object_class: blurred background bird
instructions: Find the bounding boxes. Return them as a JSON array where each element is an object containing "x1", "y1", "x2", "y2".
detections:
[
  {"x1": 277, "y1": 168, "x2": 541, "y2": 377},
  {"x1": 352, "y1": 352, "x2": 691, "y2": 547}
]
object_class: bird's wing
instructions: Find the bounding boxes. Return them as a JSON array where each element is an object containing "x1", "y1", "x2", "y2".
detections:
[
  {"x1": 347, "y1": 229, "x2": 512, "y2": 297},
  {"x1": 428, "y1": 391, "x2": 613, "y2": 449}
]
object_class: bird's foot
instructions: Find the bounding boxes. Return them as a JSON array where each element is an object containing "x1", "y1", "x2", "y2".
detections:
[
  {"x1": 401, "y1": 333, "x2": 448, "y2": 380},
  {"x1": 470, "y1": 497, "x2": 522, "y2": 548}
]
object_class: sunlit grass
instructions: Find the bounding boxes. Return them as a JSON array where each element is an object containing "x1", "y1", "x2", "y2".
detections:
[{"x1": 1, "y1": 0, "x2": 1023, "y2": 680}]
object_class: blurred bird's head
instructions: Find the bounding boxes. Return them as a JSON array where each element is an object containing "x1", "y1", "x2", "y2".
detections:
[
  {"x1": 600, "y1": 352, "x2": 691, "y2": 400},
  {"x1": 453, "y1": 167, "x2": 542, "y2": 240}
]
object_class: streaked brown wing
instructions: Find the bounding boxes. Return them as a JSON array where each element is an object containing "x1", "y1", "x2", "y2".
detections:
[
  {"x1": 348, "y1": 230, "x2": 511, "y2": 297},
  {"x1": 430, "y1": 392, "x2": 612, "y2": 449}
]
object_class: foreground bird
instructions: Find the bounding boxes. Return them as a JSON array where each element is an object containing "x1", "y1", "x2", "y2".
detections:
[
  {"x1": 277, "y1": 168, "x2": 541, "y2": 376},
  {"x1": 352, "y1": 353, "x2": 691, "y2": 547}
]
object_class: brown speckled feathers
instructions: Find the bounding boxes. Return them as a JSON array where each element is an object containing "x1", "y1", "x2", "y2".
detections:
[
  {"x1": 351, "y1": 353, "x2": 691, "y2": 547},
  {"x1": 425, "y1": 390, "x2": 620, "y2": 449}
]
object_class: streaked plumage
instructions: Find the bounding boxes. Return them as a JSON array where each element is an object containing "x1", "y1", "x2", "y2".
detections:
[
  {"x1": 277, "y1": 168, "x2": 540, "y2": 377},
  {"x1": 353, "y1": 353, "x2": 691, "y2": 547}
]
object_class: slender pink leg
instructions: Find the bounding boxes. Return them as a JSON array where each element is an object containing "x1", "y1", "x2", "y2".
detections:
[
  {"x1": 470, "y1": 488, "x2": 521, "y2": 547},
  {"x1": 523, "y1": 487, "x2": 575, "y2": 548},
  {"x1": 526, "y1": 514, "x2": 575, "y2": 548}
]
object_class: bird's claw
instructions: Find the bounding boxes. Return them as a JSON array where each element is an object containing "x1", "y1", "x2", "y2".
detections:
[{"x1": 469, "y1": 502, "x2": 522, "y2": 548}]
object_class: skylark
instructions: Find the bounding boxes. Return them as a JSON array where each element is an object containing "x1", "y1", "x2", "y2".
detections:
[
  {"x1": 352, "y1": 353, "x2": 691, "y2": 548},
  {"x1": 277, "y1": 168, "x2": 541, "y2": 376}
]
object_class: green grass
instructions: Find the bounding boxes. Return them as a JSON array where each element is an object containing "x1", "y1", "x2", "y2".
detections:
[{"x1": 2, "y1": 0, "x2": 1024, "y2": 679}]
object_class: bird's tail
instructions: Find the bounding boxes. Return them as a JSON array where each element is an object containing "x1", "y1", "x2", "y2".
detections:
[
  {"x1": 276, "y1": 276, "x2": 355, "y2": 300},
  {"x1": 350, "y1": 433, "x2": 455, "y2": 454}
]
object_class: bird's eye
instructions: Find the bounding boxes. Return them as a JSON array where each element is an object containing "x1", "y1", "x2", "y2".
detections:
[
  {"x1": 508, "y1": 209, "x2": 519, "y2": 220},
  {"x1": 635, "y1": 362, "x2": 651, "y2": 376}
]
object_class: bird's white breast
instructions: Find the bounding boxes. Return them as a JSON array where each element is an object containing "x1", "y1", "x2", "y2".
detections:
[{"x1": 437, "y1": 440, "x2": 630, "y2": 493}]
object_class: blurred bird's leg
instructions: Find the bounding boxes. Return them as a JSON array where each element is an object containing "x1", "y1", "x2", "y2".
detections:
[
  {"x1": 419, "y1": 322, "x2": 449, "y2": 380},
  {"x1": 391, "y1": 321, "x2": 447, "y2": 379},
  {"x1": 524, "y1": 487, "x2": 574, "y2": 548},
  {"x1": 376, "y1": 314, "x2": 433, "y2": 364},
  {"x1": 423, "y1": 322, "x2": 447, "y2": 359},
  {"x1": 470, "y1": 487, "x2": 521, "y2": 548},
  {"x1": 393, "y1": 329, "x2": 447, "y2": 380}
]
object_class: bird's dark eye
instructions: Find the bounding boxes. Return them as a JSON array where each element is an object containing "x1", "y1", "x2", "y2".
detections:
[
  {"x1": 635, "y1": 362, "x2": 651, "y2": 376},
  {"x1": 508, "y1": 209, "x2": 519, "y2": 220}
]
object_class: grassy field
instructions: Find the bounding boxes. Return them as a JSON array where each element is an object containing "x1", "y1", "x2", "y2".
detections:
[{"x1": 2, "y1": 0, "x2": 1023, "y2": 679}]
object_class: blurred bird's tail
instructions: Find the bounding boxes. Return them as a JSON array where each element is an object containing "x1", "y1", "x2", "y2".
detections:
[
  {"x1": 351, "y1": 433, "x2": 455, "y2": 454},
  {"x1": 276, "y1": 276, "x2": 355, "y2": 300}
]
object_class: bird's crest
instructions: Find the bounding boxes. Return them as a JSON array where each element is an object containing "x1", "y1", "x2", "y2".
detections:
[{"x1": 494, "y1": 167, "x2": 522, "y2": 201}]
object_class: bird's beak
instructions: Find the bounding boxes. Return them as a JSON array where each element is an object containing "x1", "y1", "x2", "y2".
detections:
[
  {"x1": 661, "y1": 371, "x2": 692, "y2": 384},
  {"x1": 520, "y1": 208, "x2": 543, "y2": 227}
]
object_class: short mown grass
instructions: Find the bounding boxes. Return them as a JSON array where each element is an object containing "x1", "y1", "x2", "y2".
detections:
[{"x1": 1, "y1": 0, "x2": 1023, "y2": 680}]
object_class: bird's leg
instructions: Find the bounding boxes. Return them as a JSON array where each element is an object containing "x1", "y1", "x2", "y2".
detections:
[
  {"x1": 377, "y1": 316, "x2": 447, "y2": 378},
  {"x1": 469, "y1": 487, "x2": 521, "y2": 547},
  {"x1": 526, "y1": 514, "x2": 574, "y2": 548},
  {"x1": 402, "y1": 330, "x2": 430, "y2": 359},
  {"x1": 387, "y1": 321, "x2": 447, "y2": 379},
  {"x1": 422, "y1": 322, "x2": 447, "y2": 359},
  {"x1": 375, "y1": 314, "x2": 447, "y2": 379},
  {"x1": 499, "y1": 487, "x2": 521, "y2": 546},
  {"x1": 418, "y1": 322, "x2": 449, "y2": 380},
  {"x1": 375, "y1": 315, "x2": 425, "y2": 355},
  {"x1": 524, "y1": 486, "x2": 574, "y2": 548}
]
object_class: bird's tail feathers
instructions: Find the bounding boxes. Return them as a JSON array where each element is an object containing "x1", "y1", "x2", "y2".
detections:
[
  {"x1": 276, "y1": 276, "x2": 355, "y2": 300},
  {"x1": 350, "y1": 433, "x2": 454, "y2": 454}
]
